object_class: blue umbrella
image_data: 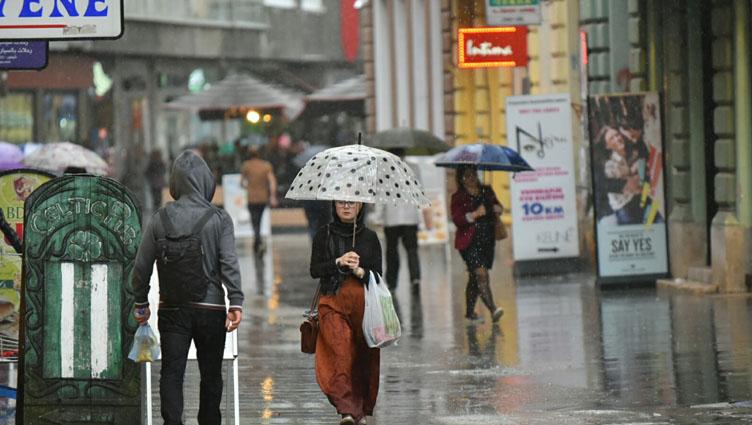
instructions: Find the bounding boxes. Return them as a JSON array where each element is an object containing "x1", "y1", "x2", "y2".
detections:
[{"x1": 435, "y1": 143, "x2": 533, "y2": 172}]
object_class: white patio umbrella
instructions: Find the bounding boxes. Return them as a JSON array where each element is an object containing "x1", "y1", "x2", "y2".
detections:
[{"x1": 22, "y1": 142, "x2": 109, "y2": 175}]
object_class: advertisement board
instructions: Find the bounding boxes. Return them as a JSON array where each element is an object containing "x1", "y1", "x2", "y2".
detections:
[
  {"x1": 458, "y1": 26, "x2": 528, "y2": 69},
  {"x1": 0, "y1": 169, "x2": 52, "y2": 358},
  {"x1": 485, "y1": 0, "x2": 541, "y2": 26},
  {"x1": 0, "y1": 0, "x2": 123, "y2": 40},
  {"x1": 588, "y1": 93, "x2": 669, "y2": 283},
  {"x1": 507, "y1": 93, "x2": 580, "y2": 260}
]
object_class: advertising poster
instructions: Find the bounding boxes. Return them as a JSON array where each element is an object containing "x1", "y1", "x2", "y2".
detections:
[
  {"x1": 588, "y1": 93, "x2": 668, "y2": 282},
  {"x1": 221, "y1": 174, "x2": 270, "y2": 239},
  {"x1": 0, "y1": 169, "x2": 52, "y2": 355},
  {"x1": 407, "y1": 155, "x2": 449, "y2": 245},
  {"x1": 507, "y1": 93, "x2": 580, "y2": 260},
  {"x1": 485, "y1": 0, "x2": 541, "y2": 26}
]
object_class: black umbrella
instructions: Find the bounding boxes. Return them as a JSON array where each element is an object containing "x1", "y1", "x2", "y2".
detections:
[{"x1": 366, "y1": 128, "x2": 450, "y2": 154}]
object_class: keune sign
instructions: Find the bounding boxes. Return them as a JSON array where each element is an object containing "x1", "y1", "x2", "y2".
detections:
[
  {"x1": 458, "y1": 26, "x2": 528, "y2": 68},
  {"x1": 0, "y1": 0, "x2": 123, "y2": 40}
]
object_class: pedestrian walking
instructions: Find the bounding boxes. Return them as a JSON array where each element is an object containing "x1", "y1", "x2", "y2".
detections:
[
  {"x1": 310, "y1": 200, "x2": 382, "y2": 425},
  {"x1": 450, "y1": 165, "x2": 504, "y2": 324},
  {"x1": 132, "y1": 150, "x2": 244, "y2": 425},
  {"x1": 145, "y1": 149, "x2": 167, "y2": 210},
  {"x1": 240, "y1": 147, "x2": 278, "y2": 255}
]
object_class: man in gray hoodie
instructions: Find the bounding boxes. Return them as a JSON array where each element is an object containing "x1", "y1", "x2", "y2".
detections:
[{"x1": 132, "y1": 150, "x2": 243, "y2": 425}]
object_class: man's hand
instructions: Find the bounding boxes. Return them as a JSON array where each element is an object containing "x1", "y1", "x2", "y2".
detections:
[
  {"x1": 226, "y1": 310, "x2": 242, "y2": 332},
  {"x1": 134, "y1": 306, "x2": 151, "y2": 326}
]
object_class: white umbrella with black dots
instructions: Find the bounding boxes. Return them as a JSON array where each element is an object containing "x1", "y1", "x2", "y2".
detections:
[{"x1": 285, "y1": 138, "x2": 430, "y2": 245}]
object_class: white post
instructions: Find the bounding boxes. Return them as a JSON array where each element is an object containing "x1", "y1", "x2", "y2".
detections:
[{"x1": 145, "y1": 362, "x2": 153, "y2": 425}]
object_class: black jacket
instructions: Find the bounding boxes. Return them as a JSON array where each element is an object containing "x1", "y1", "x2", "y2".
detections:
[{"x1": 310, "y1": 205, "x2": 382, "y2": 295}]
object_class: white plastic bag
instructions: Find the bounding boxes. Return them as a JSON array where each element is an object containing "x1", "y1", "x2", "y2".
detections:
[
  {"x1": 128, "y1": 323, "x2": 160, "y2": 362},
  {"x1": 363, "y1": 271, "x2": 401, "y2": 348}
]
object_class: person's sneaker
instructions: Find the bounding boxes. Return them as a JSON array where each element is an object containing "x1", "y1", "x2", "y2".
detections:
[
  {"x1": 465, "y1": 314, "x2": 484, "y2": 324},
  {"x1": 340, "y1": 415, "x2": 355, "y2": 425},
  {"x1": 492, "y1": 307, "x2": 504, "y2": 323}
]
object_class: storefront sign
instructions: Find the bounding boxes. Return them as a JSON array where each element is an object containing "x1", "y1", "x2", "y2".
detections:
[
  {"x1": 486, "y1": 0, "x2": 541, "y2": 26},
  {"x1": 507, "y1": 93, "x2": 579, "y2": 260},
  {"x1": 0, "y1": 0, "x2": 123, "y2": 40},
  {"x1": 458, "y1": 26, "x2": 528, "y2": 68},
  {"x1": 588, "y1": 93, "x2": 669, "y2": 284},
  {"x1": 0, "y1": 41, "x2": 46, "y2": 69}
]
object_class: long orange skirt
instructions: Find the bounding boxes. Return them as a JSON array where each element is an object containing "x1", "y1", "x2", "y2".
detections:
[{"x1": 316, "y1": 276, "x2": 380, "y2": 421}]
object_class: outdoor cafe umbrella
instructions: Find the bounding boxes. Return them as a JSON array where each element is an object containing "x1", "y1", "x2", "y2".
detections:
[
  {"x1": 22, "y1": 142, "x2": 109, "y2": 175},
  {"x1": 0, "y1": 142, "x2": 24, "y2": 171},
  {"x1": 434, "y1": 142, "x2": 533, "y2": 172},
  {"x1": 367, "y1": 128, "x2": 450, "y2": 154},
  {"x1": 286, "y1": 136, "x2": 430, "y2": 246}
]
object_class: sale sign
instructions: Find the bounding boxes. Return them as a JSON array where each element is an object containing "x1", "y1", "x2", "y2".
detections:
[
  {"x1": 506, "y1": 93, "x2": 580, "y2": 260},
  {"x1": 457, "y1": 26, "x2": 528, "y2": 68}
]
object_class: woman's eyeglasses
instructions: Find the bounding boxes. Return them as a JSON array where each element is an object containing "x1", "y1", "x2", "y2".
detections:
[{"x1": 335, "y1": 201, "x2": 357, "y2": 207}]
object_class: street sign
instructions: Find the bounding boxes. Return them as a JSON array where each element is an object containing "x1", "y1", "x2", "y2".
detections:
[
  {"x1": 485, "y1": 0, "x2": 542, "y2": 26},
  {"x1": 0, "y1": 0, "x2": 124, "y2": 40},
  {"x1": 19, "y1": 175, "x2": 141, "y2": 424},
  {"x1": 0, "y1": 41, "x2": 47, "y2": 69},
  {"x1": 507, "y1": 93, "x2": 580, "y2": 261},
  {"x1": 457, "y1": 26, "x2": 528, "y2": 69}
]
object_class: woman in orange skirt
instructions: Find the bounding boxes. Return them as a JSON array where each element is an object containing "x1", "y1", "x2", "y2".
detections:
[{"x1": 310, "y1": 200, "x2": 383, "y2": 425}]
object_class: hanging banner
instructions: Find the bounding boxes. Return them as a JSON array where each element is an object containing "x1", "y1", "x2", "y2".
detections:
[
  {"x1": 588, "y1": 93, "x2": 668, "y2": 283},
  {"x1": 0, "y1": 169, "x2": 52, "y2": 359},
  {"x1": 0, "y1": 0, "x2": 124, "y2": 40},
  {"x1": 507, "y1": 93, "x2": 580, "y2": 260},
  {"x1": 485, "y1": 0, "x2": 541, "y2": 26}
]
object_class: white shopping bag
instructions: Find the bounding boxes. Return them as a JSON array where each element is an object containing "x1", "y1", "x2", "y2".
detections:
[
  {"x1": 362, "y1": 271, "x2": 401, "y2": 348},
  {"x1": 128, "y1": 323, "x2": 161, "y2": 362}
]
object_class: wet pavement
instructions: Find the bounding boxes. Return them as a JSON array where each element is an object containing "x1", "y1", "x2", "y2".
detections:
[
  {"x1": 4, "y1": 232, "x2": 752, "y2": 424},
  {"x1": 149, "y1": 233, "x2": 752, "y2": 425}
]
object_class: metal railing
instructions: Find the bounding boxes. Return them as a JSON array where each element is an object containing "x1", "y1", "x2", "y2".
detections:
[{"x1": 124, "y1": 0, "x2": 267, "y2": 28}]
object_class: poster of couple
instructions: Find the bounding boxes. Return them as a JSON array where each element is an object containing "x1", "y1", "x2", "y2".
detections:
[{"x1": 588, "y1": 93, "x2": 669, "y2": 283}]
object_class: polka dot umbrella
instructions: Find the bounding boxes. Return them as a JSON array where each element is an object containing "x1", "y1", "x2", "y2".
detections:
[{"x1": 286, "y1": 139, "x2": 430, "y2": 244}]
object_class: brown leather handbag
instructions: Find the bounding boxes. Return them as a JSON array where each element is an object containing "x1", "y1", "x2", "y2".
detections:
[
  {"x1": 300, "y1": 283, "x2": 321, "y2": 354},
  {"x1": 494, "y1": 216, "x2": 508, "y2": 241}
]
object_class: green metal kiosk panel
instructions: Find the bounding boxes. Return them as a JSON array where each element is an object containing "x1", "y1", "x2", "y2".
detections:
[{"x1": 20, "y1": 175, "x2": 141, "y2": 424}]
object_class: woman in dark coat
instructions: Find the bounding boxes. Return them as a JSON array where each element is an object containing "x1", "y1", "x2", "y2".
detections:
[
  {"x1": 310, "y1": 200, "x2": 383, "y2": 425},
  {"x1": 450, "y1": 166, "x2": 504, "y2": 323}
]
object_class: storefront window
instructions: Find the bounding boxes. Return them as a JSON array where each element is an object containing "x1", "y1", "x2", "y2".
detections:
[
  {"x1": 0, "y1": 93, "x2": 34, "y2": 143},
  {"x1": 43, "y1": 92, "x2": 78, "y2": 142}
]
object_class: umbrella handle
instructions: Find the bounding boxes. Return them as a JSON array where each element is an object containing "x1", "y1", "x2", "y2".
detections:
[{"x1": 352, "y1": 221, "x2": 356, "y2": 248}]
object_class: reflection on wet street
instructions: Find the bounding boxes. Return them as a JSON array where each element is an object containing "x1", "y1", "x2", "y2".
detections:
[{"x1": 153, "y1": 234, "x2": 752, "y2": 423}]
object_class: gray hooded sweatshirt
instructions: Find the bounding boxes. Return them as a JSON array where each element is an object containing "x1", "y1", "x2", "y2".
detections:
[{"x1": 132, "y1": 151, "x2": 243, "y2": 312}]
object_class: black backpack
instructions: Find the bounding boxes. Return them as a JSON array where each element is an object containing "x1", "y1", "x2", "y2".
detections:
[{"x1": 155, "y1": 208, "x2": 218, "y2": 305}]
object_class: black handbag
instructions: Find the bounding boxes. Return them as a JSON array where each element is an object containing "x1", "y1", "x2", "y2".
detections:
[{"x1": 300, "y1": 283, "x2": 321, "y2": 354}]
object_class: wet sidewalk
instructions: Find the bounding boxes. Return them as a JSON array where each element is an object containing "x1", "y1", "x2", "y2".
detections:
[{"x1": 150, "y1": 233, "x2": 752, "y2": 424}]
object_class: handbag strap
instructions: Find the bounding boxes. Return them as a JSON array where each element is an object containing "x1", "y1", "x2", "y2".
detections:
[{"x1": 309, "y1": 283, "x2": 321, "y2": 312}]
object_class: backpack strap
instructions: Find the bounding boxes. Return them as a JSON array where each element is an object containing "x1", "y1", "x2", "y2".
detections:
[
  {"x1": 191, "y1": 209, "x2": 217, "y2": 235},
  {"x1": 158, "y1": 209, "x2": 178, "y2": 237}
]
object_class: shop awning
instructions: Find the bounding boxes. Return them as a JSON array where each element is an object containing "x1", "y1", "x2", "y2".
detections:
[
  {"x1": 165, "y1": 74, "x2": 304, "y2": 120},
  {"x1": 305, "y1": 75, "x2": 365, "y2": 102}
]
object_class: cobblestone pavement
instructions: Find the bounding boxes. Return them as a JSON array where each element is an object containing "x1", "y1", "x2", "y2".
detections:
[{"x1": 145, "y1": 233, "x2": 752, "y2": 425}]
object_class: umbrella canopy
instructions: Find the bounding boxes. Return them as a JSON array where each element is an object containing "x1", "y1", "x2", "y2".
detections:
[
  {"x1": 305, "y1": 75, "x2": 366, "y2": 102},
  {"x1": 23, "y1": 142, "x2": 109, "y2": 175},
  {"x1": 435, "y1": 143, "x2": 533, "y2": 172},
  {"x1": 366, "y1": 128, "x2": 450, "y2": 154},
  {"x1": 0, "y1": 142, "x2": 24, "y2": 171},
  {"x1": 286, "y1": 143, "x2": 430, "y2": 207},
  {"x1": 165, "y1": 74, "x2": 305, "y2": 120},
  {"x1": 293, "y1": 144, "x2": 329, "y2": 168}
]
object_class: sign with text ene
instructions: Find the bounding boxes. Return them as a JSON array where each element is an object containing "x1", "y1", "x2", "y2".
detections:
[
  {"x1": 458, "y1": 26, "x2": 528, "y2": 69},
  {"x1": 507, "y1": 93, "x2": 580, "y2": 261},
  {"x1": 486, "y1": 0, "x2": 541, "y2": 26},
  {"x1": 0, "y1": 0, "x2": 123, "y2": 40}
]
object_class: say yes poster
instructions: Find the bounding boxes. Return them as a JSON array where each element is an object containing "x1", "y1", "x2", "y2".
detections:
[
  {"x1": 588, "y1": 93, "x2": 669, "y2": 283},
  {"x1": 507, "y1": 93, "x2": 579, "y2": 260}
]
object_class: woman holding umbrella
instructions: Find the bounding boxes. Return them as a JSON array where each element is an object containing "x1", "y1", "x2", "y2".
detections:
[
  {"x1": 309, "y1": 200, "x2": 381, "y2": 425},
  {"x1": 451, "y1": 165, "x2": 505, "y2": 323}
]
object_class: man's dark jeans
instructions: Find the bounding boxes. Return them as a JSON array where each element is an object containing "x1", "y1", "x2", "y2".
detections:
[
  {"x1": 158, "y1": 307, "x2": 227, "y2": 425},
  {"x1": 384, "y1": 225, "x2": 420, "y2": 290},
  {"x1": 247, "y1": 203, "x2": 267, "y2": 250}
]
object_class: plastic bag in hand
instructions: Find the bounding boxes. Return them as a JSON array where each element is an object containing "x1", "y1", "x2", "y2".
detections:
[
  {"x1": 128, "y1": 323, "x2": 160, "y2": 362},
  {"x1": 362, "y1": 271, "x2": 401, "y2": 348}
]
